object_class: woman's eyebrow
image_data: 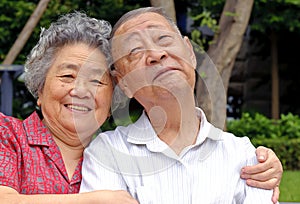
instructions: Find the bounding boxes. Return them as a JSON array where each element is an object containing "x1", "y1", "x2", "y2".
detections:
[{"x1": 57, "y1": 63, "x2": 80, "y2": 71}]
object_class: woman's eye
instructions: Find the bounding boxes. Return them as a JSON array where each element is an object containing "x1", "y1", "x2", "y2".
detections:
[
  {"x1": 62, "y1": 74, "x2": 73, "y2": 78},
  {"x1": 91, "y1": 79, "x2": 106, "y2": 86},
  {"x1": 59, "y1": 74, "x2": 74, "y2": 82}
]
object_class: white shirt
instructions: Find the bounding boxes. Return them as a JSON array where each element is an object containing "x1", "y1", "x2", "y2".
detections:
[{"x1": 80, "y1": 108, "x2": 277, "y2": 204}]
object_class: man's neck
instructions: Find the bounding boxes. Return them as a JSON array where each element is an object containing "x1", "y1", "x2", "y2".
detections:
[{"x1": 146, "y1": 97, "x2": 200, "y2": 155}]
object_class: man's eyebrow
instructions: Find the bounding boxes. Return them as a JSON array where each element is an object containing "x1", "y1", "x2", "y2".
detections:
[
  {"x1": 115, "y1": 24, "x2": 167, "y2": 42},
  {"x1": 121, "y1": 32, "x2": 142, "y2": 42},
  {"x1": 147, "y1": 24, "x2": 166, "y2": 30}
]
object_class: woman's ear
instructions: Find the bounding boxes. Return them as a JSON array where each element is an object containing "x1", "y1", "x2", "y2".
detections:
[
  {"x1": 183, "y1": 36, "x2": 197, "y2": 68},
  {"x1": 35, "y1": 98, "x2": 44, "y2": 119}
]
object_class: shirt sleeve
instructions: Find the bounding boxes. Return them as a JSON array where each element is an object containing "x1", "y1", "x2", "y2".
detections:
[
  {"x1": 80, "y1": 133, "x2": 128, "y2": 192},
  {"x1": 0, "y1": 120, "x2": 20, "y2": 192},
  {"x1": 242, "y1": 136, "x2": 277, "y2": 204}
]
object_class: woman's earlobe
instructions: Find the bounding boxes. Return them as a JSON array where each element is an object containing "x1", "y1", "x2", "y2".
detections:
[
  {"x1": 37, "y1": 98, "x2": 41, "y2": 106},
  {"x1": 35, "y1": 104, "x2": 43, "y2": 120}
]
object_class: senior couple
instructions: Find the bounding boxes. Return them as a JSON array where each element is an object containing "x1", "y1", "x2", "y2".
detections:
[{"x1": 0, "y1": 7, "x2": 282, "y2": 204}]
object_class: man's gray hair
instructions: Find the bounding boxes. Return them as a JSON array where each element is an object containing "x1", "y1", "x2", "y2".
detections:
[
  {"x1": 111, "y1": 7, "x2": 181, "y2": 38},
  {"x1": 24, "y1": 11, "x2": 112, "y2": 99}
]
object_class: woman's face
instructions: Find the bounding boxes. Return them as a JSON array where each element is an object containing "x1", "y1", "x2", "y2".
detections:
[{"x1": 37, "y1": 43, "x2": 113, "y2": 146}]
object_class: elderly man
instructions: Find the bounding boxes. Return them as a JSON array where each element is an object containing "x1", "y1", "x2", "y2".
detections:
[{"x1": 80, "y1": 7, "x2": 282, "y2": 204}]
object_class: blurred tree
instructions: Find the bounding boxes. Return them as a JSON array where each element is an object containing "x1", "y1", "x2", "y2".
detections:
[
  {"x1": 188, "y1": 0, "x2": 254, "y2": 129},
  {"x1": 250, "y1": 0, "x2": 300, "y2": 119},
  {"x1": 3, "y1": 0, "x2": 51, "y2": 65},
  {"x1": 189, "y1": 0, "x2": 300, "y2": 123},
  {"x1": 150, "y1": 0, "x2": 176, "y2": 21},
  {"x1": 0, "y1": 0, "x2": 148, "y2": 64}
]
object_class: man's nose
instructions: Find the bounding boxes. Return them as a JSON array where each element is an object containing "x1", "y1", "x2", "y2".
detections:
[{"x1": 146, "y1": 49, "x2": 168, "y2": 65}]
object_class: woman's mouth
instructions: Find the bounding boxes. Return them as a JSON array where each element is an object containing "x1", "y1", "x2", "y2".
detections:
[{"x1": 65, "y1": 104, "x2": 92, "y2": 112}]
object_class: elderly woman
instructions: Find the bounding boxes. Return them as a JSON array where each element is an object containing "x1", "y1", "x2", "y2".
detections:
[{"x1": 0, "y1": 12, "x2": 138, "y2": 204}]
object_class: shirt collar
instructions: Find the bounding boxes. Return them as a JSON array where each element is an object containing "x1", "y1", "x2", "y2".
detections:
[
  {"x1": 23, "y1": 111, "x2": 53, "y2": 146},
  {"x1": 126, "y1": 111, "x2": 159, "y2": 144},
  {"x1": 194, "y1": 107, "x2": 223, "y2": 145},
  {"x1": 127, "y1": 108, "x2": 223, "y2": 148}
]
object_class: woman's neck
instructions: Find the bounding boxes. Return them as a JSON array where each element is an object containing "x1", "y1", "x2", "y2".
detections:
[{"x1": 53, "y1": 136, "x2": 84, "y2": 180}]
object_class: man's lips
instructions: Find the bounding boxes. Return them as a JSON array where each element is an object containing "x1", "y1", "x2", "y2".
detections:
[{"x1": 153, "y1": 67, "x2": 180, "y2": 81}]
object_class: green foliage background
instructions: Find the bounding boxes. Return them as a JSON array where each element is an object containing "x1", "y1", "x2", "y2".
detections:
[
  {"x1": 227, "y1": 113, "x2": 300, "y2": 170},
  {"x1": 0, "y1": 0, "x2": 150, "y2": 64},
  {"x1": 0, "y1": 0, "x2": 150, "y2": 118}
]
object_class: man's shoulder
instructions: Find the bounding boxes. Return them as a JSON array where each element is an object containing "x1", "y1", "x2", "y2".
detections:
[
  {"x1": 212, "y1": 128, "x2": 256, "y2": 160},
  {"x1": 214, "y1": 128, "x2": 252, "y2": 150},
  {"x1": 203, "y1": 122, "x2": 253, "y2": 152},
  {"x1": 90, "y1": 124, "x2": 133, "y2": 149},
  {"x1": 220, "y1": 130, "x2": 251, "y2": 144},
  {"x1": 92, "y1": 113, "x2": 149, "y2": 146}
]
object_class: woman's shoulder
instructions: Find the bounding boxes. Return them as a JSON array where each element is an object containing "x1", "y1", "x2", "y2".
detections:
[
  {"x1": 0, "y1": 112, "x2": 22, "y2": 128},
  {"x1": 0, "y1": 113, "x2": 25, "y2": 147},
  {"x1": 0, "y1": 112, "x2": 38, "y2": 139}
]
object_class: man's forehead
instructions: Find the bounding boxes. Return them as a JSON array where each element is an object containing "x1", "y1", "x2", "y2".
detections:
[
  {"x1": 111, "y1": 27, "x2": 175, "y2": 44},
  {"x1": 113, "y1": 12, "x2": 174, "y2": 36}
]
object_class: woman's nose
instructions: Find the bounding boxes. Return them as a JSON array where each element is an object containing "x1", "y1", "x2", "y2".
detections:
[{"x1": 70, "y1": 80, "x2": 92, "y2": 98}]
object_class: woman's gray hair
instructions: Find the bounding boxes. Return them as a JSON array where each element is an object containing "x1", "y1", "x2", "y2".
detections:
[{"x1": 24, "y1": 11, "x2": 112, "y2": 99}]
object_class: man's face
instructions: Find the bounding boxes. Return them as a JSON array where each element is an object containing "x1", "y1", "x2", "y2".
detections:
[{"x1": 111, "y1": 12, "x2": 196, "y2": 104}]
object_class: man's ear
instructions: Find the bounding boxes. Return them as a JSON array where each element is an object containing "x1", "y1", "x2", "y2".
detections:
[
  {"x1": 111, "y1": 69, "x2": 121, "y2": 86},
  {"x1": 183, "y1": 36, "x2": 197, "y2": 68},
  {"x1": 111, "y1": 69, "x2": 133, "y2": 98}
]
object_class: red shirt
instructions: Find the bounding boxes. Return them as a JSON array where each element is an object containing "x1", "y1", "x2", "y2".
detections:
[{"x1": 0, "y1": 111, "x2": 82, "y2": 194}]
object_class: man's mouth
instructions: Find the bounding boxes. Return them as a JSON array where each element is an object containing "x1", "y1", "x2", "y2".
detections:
[{"x1": 154, "y1": 67, "x2": 179, "y2": 81}]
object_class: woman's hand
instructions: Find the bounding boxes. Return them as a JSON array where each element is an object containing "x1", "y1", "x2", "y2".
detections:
[{"x1": 241, "y1": 146, "x2": 283, "y2": 203}]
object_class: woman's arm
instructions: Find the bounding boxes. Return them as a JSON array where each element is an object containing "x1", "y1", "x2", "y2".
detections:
[{"x1": 0, "y1": 186, "x2": 138, "y2": 204}]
